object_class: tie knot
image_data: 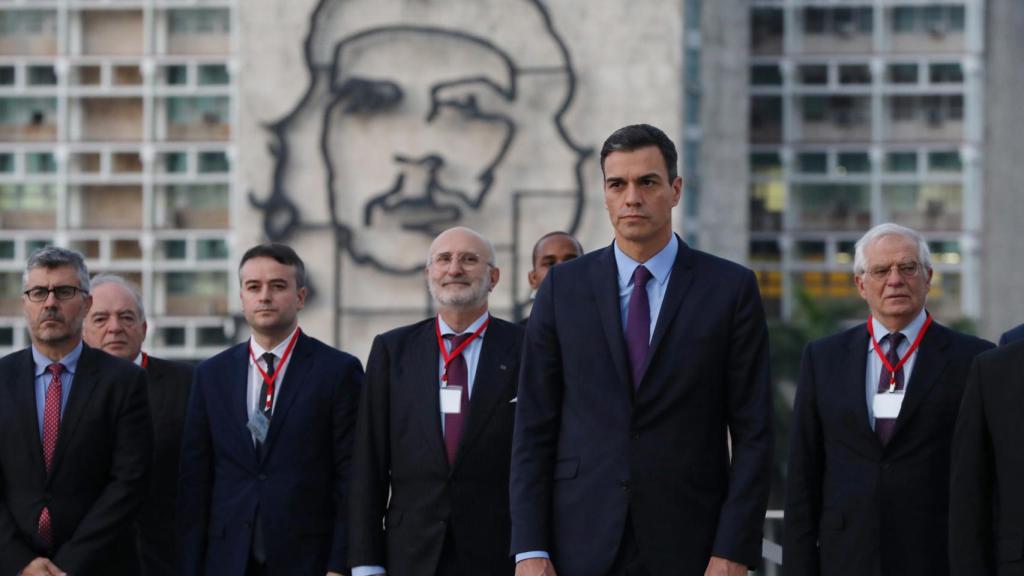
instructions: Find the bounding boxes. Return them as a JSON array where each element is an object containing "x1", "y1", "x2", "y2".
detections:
[
  {"x1": 261, "y1": 352, "x2": 276, "y2": 371},
  {"x1": 633, "y1": 265, "x2": 652, "y2": 288},
  {"x1": 447, "y1": 333, "x2": 473, "y2": 348},
  {"x1": 885, "y1": 332, "x2": 905, "y2": 347},
  {"x1": 47, "y1": 363, "x2": 64, "y2": 378}
]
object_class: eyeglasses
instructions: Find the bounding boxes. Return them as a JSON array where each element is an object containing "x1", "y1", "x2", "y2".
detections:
[
  {"x1": 23, "y1": 285, "x2": 88, "y2": 302},
  {"x1": 866, "y1": 262, "x2": 922, "y2": 281},
  {"x1": 430, "y1": 252, "x2": 491, "y2": 270}
]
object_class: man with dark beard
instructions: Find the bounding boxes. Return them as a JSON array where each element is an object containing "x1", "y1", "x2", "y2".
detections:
[{"x1": 349, "y1": 226, "x2": 524, "y2": 576}]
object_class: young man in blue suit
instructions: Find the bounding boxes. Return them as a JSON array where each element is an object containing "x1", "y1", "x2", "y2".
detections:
[
  {"x1": 785, "y1": 223, "x2": 993, "y2": 576},
  {"x1": 178, "y1": 244, "x2": 363, "y2": 576},
  {"x1": 511, "y1": 124, "x2": 773, "y2": 576}
]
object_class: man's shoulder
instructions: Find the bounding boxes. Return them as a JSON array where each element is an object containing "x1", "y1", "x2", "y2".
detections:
[
  {"x1": 0, "y1": 347, "x2": 31, "y2": 371},
  {"x1": 806, "y1": 323, "x2": 866, "y2": 355},
  {"x1": 375, "y1": 317, "x2": 436, "y2": 345},
  {"x1": 685, "y1": 245, "x2": 755, "y2": 279},
  {"x1": 195, "y1": 341, "x2": 247, "y2": 374},
  {"x1": 975, "y1": 338, "x2": 1024, "y2": 371},
  {"x1": 298, "y1": 331, "x2": 362, "y2": 366},
  {"x1": 936, "y1": 322, "x2": 995, "y2": 356},
  {"x1": 146, "y1": 355, "x2": 194, "y2": 381},
  {"x1": 1000, "y1": 323, "x2": 1024, "y2": 345}
]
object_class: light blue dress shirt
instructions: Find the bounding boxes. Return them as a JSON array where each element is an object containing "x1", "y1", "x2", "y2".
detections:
[
  {"x1": 865, "y1": 308, "x2": 927, "y2": 429},
  {"x1": 515, "y1": 235, "x2": 679, "y2": 565},
  {"x1": 352, "y1": 312, "x2": 490, "y2": 576},
  {"x1": 32, "y1": 341, "x2": 83, "y2": 438}
]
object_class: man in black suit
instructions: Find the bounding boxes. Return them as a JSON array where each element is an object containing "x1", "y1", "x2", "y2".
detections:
[
  {"x1": 0, "y1": 247, "x2": 152, "y2": 576},
  {"x1": 83, "y1": 273, "x2": 191, "y2": 576},
  {"x1": 178, "y1": 244, "x2": 363, "y2": 576},
  {"x1": 784, "y1": 223, "x2": 993, "y2": 576},
  {"x1": 349, "y1": 226, "x2": 523, "y2": 576},
  {"x1": 511, "y1": 124, "x2": 773, "y2": 576},
  {"x1": 949, "y1": 340, "x2": 1024, "y2": 575},
  {"x1": 998, "y1": 323, "x2": 1024, "y2": 345}
]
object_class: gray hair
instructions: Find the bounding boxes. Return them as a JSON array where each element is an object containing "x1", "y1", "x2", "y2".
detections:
[
  {"x1": 853, "y1": 223, "x2": 933, "y2": 276},
  {"x1": 24, "y1": 246, "x2": 91, "y2": 292},
  {"x1": 90, "y1": 273, "x2": 146, "y2": 323},
  {"x1": 424, "y1": 226, "x2": 498, "y2": 268}
]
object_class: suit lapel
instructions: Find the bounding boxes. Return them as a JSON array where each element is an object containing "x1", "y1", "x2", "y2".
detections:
[
  {"x1": 406, "y1": 321, "x2": 449, "y2": 470},
  {"x1": 262, "y1": 332, "x2": 314, "y2": 457},
  {"x1": 890, "y1": 321, "x2": 949, "y2": 442},
  {"x1": 50, "y1": 345, "x2": 100, "y2": 480},
  {"x1": 842, "y1": 326, "x2": 882, "y2": 452},
  {"x1": 590, "y1": 246, "x2": 631, "y2": 392},
  {"x1": 228, "y1": 343, "x2": 257, "y2": 463},
  {"x1": 455, "y1": 320, "x2": 516, "y2": 472},
  {"x1": 641, "y1": 237, "x2": 696, "y2": 386},
  {"x1": 14, "y1": 349, "x2": 46, "y2": 476}
]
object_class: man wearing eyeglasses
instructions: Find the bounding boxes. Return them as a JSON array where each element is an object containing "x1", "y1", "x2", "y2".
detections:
[
  {"x1": 784, "y1": 223, "x2": 993, "y2": 576},
  {"x1": 82, "y1": 274, "x2": 192, "y2": 576},
  {"x1": 349, "y1": 226, "x2": 523, "y2": 576},
  {"x1": 0, "y1": 247, "x2": 152, "y2": 576}
]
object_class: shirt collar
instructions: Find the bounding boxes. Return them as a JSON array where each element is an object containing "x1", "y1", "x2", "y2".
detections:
[
  {"x1": 868, "y1": 307, "x2": 929, "y2": 351},
  {"x1": 32, "y1": 340, "x2": 84, "y2": 378},
  {"x1": 614, "y1": 235, "x2": 678, "y2": 289},
  {"x1": 437, "y1": 311, "x2": 490, "y2": 338},
  {"x1": 249, "y1": 326, "x2": 300, "y2": 364}
]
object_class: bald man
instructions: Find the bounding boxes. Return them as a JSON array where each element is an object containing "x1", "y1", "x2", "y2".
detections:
[
  {"x1": 349, "y1": 227, "x2": 524, "y2": 576},
  {"x1": 83, "y1": 274, "x2": 192, "y2": 576}
]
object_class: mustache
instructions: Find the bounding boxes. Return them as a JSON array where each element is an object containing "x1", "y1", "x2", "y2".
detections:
[{"x1": 38, "y1": 310, "x2": 65, "y2": 323}]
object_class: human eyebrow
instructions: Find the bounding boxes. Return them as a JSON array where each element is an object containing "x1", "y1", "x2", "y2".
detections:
[{"x1": 334, "y1": 77, "x2": 404, "y2": 114}]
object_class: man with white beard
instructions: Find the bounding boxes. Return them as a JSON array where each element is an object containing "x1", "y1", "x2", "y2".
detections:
[{"x1": 349, "y1": 226, "x2": 524, "y2": 576}]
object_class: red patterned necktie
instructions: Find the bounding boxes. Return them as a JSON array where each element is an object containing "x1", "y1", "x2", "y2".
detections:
[
  {"x1": 443, "y1": 333, "x2": 472, "y2": 465},
  {"x1": 38, "y1": 362, "x2": 64, "y2": 548}
]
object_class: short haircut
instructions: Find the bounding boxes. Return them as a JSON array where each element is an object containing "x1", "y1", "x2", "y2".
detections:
[
  {"x1": 24, "y1": 246, "x2": 91, "y2": 292},
  {"x1": 90, "y1": 273, "x2": 146, "y2": 323},
  {"x1": 424, "y1": 226, "x2": 498, "y2": 268},
  {"x1": 531, "y1": 231, "x2": 583, "y2": 265},
  {"x1": 853, "y1": 223, "x2": 933, "y2": 276},
  {"x1": 239, "y1": 243, "x2": 307, "y2": 288},
  {"x1": 600, "y1": 124, "x2": 679, "y2": 182}
]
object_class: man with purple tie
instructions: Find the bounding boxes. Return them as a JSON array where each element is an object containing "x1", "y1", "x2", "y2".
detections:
[
  {"x1": 784, "y1": 223, "x2": 993, "y2": 576},
  {"x1": 349, "y1": 227, "x2": 523, "y2": 576},
  {"x1": 511, "y1": 124, "x2": 773, "y2": 576}
]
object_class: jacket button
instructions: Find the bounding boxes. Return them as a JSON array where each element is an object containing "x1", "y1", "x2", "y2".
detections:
[{"x1": 258, "y1": 474, "x2": 267, "y2": 481}]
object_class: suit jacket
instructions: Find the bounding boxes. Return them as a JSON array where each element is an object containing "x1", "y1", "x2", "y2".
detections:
[
  {"x1": 349, "y1": 316, "x2": 523, "y2": 576},
  {"x1": 135, "y1": 355, "x2": 192, "y2": 576},
  {"x1": 177, "y1": 331, "x2": 363, "y2": 576},
  {"x1": 784, "y1": 320, "x2": 993, "y2": 576},
  {"x1": 0, "y1": 344, "x2": 152, "y2": 576},
  {"x1": 998, "y1": 323, "x2": 1024, "y2": 346},
  {"x1": 949, "y1": 340, "x2": 1024, "y2": 575},
  {"x1": 510, "y1": 238, "x2": 774, "y2": 576}
]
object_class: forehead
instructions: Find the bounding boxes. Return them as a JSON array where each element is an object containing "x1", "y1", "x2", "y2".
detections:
[
  {"x1": 26, "y1": 265, "x2": 80, "y2": 286},
  {"x1": 431, "y1": 230, "x2": 487, "y2": 255},
  {"x1": 240, "y1": 257, "x2": 297, "y2": 282},
  {"x1": 536, "y1": 235, "x2": 579, "y2": 257},
  {"x1": 89, "y1": 283, "x2": 138, "y2": 312},
  {"x1": 335, "y1": 30, "x2": 512, "y2": 90},
  {"x1": 865, "y1": 234, "x2": 919, "y2": 263},
  {"x1": 603, "y1": 146, "x2": 669, "y2": 180}
]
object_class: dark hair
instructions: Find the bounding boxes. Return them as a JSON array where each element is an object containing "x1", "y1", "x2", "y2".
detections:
[
  {"x1": 24, "y1": 246, "x2": 91, "y2": 292},
  {"x1": 239, "y1": 243, "x2": 307, "y2": 288},
  {"x1": 531, "y1": 231, "x2": 583, "y2": 265},
  {"x1": 599, "y1": 124, "x2": 679, "y2": 181}
]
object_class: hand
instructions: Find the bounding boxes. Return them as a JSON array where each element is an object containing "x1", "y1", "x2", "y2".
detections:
[
  {"x1": 516, "y1": 557, "x2": 557, "y2": 576},
  {"x1": 326, "y1": 572, "x2": 346, "y2": 576},
  {"x1": 704, "y1": 556, "x2": 747, "y2": 576},
  {"x1": 21, "y1": 558, "x2": 66, "y2": 576}
]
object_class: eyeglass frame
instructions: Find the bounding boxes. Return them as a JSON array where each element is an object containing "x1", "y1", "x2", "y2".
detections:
[
  {"x1": 863, "y1": 261, "x2": 924, "y2": 281},
  {"x1": 428, "y1": 251, "x2": 494, "y2": 270},
  {"x1": 23, "y1": 285, "x2": 89, "y2": 302}
]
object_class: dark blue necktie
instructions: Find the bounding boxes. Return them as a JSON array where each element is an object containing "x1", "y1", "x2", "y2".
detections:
[{"x1": 626, "y1": 265, "x2": 653, "y2": 389}]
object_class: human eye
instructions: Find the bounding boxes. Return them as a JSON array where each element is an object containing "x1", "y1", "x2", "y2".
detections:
[
  {"x1": 899, "y1": 263, "x2": 918, "y2": 275},
  {"x1": 461, "y1": 254, "x2": 480, "y2": 267},
  {"x1": 91, "y1": 313, "x2": 108, "y2": 325},
  {"x1": 54, "y1": 286, "x2": 77, "y2": 299},
  {"x1": 336, "y1": 78, "x2": 403, "y2": 115},
  {"x1": 119, "y1": 313, "x2": 137, "y2": 326},
  {"x1": 434, "y1": 253, "x2": 453, "y2": 266},
  {"x1": 27, "y1": 287, "x2": 48, "y2": 301}
]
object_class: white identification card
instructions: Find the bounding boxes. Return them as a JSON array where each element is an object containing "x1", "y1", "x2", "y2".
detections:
[
  {"x1": 873, "y1": 392, "x2": 904, "y2": 419},
  {"x1": 440, "y1": 386, "x2": 462, "y2": 414}
]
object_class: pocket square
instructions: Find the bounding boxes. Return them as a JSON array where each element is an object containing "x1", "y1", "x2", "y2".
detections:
[{"x1": 509, "y1": 397, "x2": 518, "y2": 403}]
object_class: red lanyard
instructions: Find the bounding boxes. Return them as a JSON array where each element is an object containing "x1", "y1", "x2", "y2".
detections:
[
  {"x1": 435, "y1": 316, "x2": 490, "y2": 383},
  {"x1": 249, "y1": 328, "x2": 301, "y2": 411},
  {"x1": 867, "y1": 313, "x2": 933, "y2": 392},
  {"x1": 140, "y1": 352, "x2": 149, "y2": 369}
]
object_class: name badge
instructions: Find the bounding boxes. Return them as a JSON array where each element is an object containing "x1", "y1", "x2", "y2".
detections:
[
  {"x1": 247, "y1": 408, "x2": 270, "y2": 443},
  {"x1": 440, "y1": 386, "x2": 462, "y2": 414},
  {"x1": 873, "y1": 392, "x2": 904, "y2": 419}
]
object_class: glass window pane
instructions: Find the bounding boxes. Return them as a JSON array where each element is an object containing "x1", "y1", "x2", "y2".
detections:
[
  {"x1": 798, "y1": 152, "x2": 828, "y2": 174},
  {"x1": 839, "y1": 64, "x2": 871, "y2": 85},
  {"x1": 792, "y1": 184, "x2": 870, "y2": 231},
  {"x1": 198, "y1": 151, "x2": 229, "y2": 173},
  {"x1": 929, "y1": 63, "x2": 963, "y2": 84},
  {"x1": 197, "y1": 64, "x2": 229, "y2": 86},
  {"x1": 196, "y1": 238, "x2": 228, "y2": 260},
  {"x1": 165, "y1": 65, "x2": 188, "y2": 86},
  {"x1": 27, "y1": 65, "x2": 56, "y2": 86},
  {"x1": 750, "y1": 180, "x2": 785, "y2": 232},
  {"x1": 928, "y1": 151, "x2": 962, "y2": 172},
  {"x1": 0, "y1": 66, "x2": 14, "y2": 86},
  {"x1": 162, "y1": 239, "x2": 187, "y2": 259},
  {"x1": 751, "y1": 64, "x2": 782, "y2": 86},
  {"x1": 795, "y1": 240, "x2": 827, "y2": 262},
  {"x1": 837, "y1": 152, "x2": 870, "y2": 174},
  {"x1": 25, "y1": 152, "x2": 55, "y2": 173},
  {"x1": 882, "y1": 183, "x2": 962, "y2": 231},
  {"x1": 798, "y1": 65, "x2": 828, "y2": 85},
  {"x1": 888, "y1": 63, "x2": 918, "y2": 84},
  {"x1": 164, "y1": 152, "x2": 187, "y2": 173},
  {"x1": 750, "y1": 152, "x2": 782, "y2": 176},
  {"x1": 0, "y1": 153, "x2": 12, "y2": 173},
  {"x1": 886, "y1": 152, "x2": 918, "y2": 173},
  {"x1": 750, "y1": 240, "x2": 781, "y2": 263}
]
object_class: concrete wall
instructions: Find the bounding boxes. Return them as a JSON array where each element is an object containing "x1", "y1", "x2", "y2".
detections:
[
  {"x1": 982, "y1": 0, "x2": 1024, "y2": 340},
  {"x1": 238, "y1": 0, "x2": 684, "y2": 360}
]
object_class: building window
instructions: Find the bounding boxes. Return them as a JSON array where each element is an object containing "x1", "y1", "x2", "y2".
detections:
[
  {"x1": 929, "y1": 63, "x2": 964, "y2": 84},
  {"x1": 0, "y1": 66, "x2": 15, "y2": 86},
  {"x1": 887, "y1": 63, "x2": 918, "y2": 84},
  {"x1": 25, "y1": 152, "x2": 56, "y2": 174},
  {"x1": 751, "y1": 8, "x2": 784, "y2": 54},
  {"x1": 197, "y1": 64, "x2": 230, "y2": 86},
  {"x1": 928, "y1": 150, "x2": 962, "y2": 172},
  {"x1": 27, "y1": 65, "x2": 56, "y2": 86},
  {"x1": 798, "y1": 64, "x2": 829, "y2": 85},
  {"x1": 797, "y1": 152, "x2": 828, "y2": 174},
  {"x1": 837, "y1": 152, "x2": 870, "y2": 174},
  {"x1": 751, "y1": 64, "x2": 782, "y2": 86},
  {"x1": 838, "y1": 64, "x2": 871, "y2": 85},
  {"x1": 198, "y1": 151, "x2": 229, "y2": 173},
  {"x1": 886, "y1": 151, "x2": 918, "y2": 173},
  {"x1": 751, "y1": 96, "x2": 783, "y2": 143},
  {"x1": 802, "y1": 97, "x2": 828, "y2": 122},
  {"x1": 169, "y1": 9, "x2": 230, "y2": 35},
  {"x1": 751, "y1": 152, "x2": 782, "y2": 176},
  {"x1": 0, "y1": 153, "x2": 12, "y2": 173},
  {"x1": 791, "y1": 184, "x2": 870, "y2": 231},
  {"x1": 196, "y1": 238, "x2": 228, "y2": 260}
]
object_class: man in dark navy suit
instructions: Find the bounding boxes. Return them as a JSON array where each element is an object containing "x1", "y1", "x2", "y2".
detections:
[
  {"x1": 178, "y1": 244, "x2": 363, "y2": 576},
  {"x1": 350, "y1": 227, "x2": 523, "y2": 576},
  {"x1": 785, "y1": 223, "x2": 993, "y2": 576},
  {"x1": 998, "y1": 322, "x2": 1024, "y2": 345},
  {"x1": 511, "y1": 124, "x2": 773, "y2": 576}
]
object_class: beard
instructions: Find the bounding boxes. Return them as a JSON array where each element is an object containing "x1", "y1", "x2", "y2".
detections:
[{"x1": 428, "y1": 274, "x2": 491, "y2": 309}]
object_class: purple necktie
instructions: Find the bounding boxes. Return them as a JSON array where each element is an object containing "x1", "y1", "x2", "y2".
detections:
[
  {"x1": 626, "y1": 265, "x2": 653, "y2": 389},
  {"x1": 875, "y1": 332, "x2": 905, "y2": 446},
  {"x1": 443, "y1": 333, "x2": 472, "y2": 464}
]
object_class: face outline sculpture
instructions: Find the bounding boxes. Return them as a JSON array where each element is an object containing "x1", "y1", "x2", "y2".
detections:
[{"x1": 256, "y1": 0, "x2": 589, "y2": 275}]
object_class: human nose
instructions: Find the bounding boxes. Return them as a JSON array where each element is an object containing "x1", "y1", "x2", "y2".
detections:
[{"x1": 623, "y1": 182, "x2": 643, "y2": 206}]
